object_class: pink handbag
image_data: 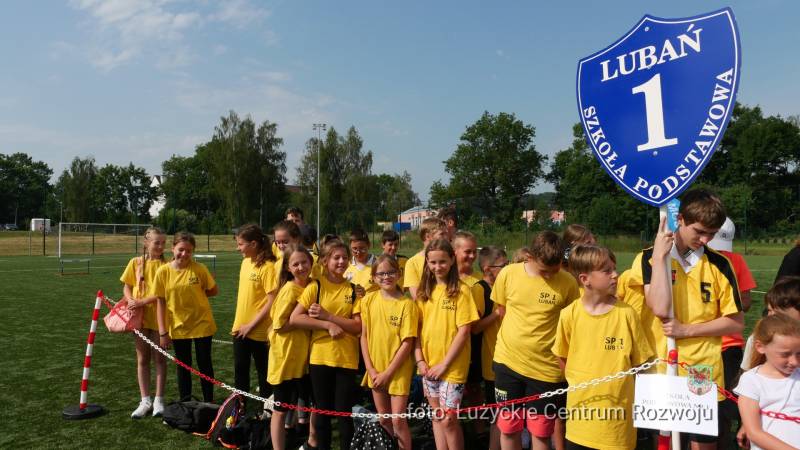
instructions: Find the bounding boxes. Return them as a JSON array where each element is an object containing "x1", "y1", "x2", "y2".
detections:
[
  {"x1": 103, "y1": 299, "x2": 143, "y2": 332},
  {"x1": 104, "y1": 257, "x2": 146, "y2": 332}
]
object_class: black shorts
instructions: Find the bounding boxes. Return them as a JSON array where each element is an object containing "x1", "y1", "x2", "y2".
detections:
[
  {"x1": 467, "y1": 334, "x2": 483, "y2": 383},
  {"x1": 271, "y1": 375, "x2": 313, "y2": 412},
  {"x1": 684, "y1": 430, "x2": 718, "y2": 444},
  {"x1": 484, "y1": 380, "x2": 496, "y2": 404},
  {"x1": 492, "y1": 362, "x2": 567, "y2": 416},
  {"x1": 565, "y1": 441, "x2": 598, "y2": 450},
  {"x1": 467, "y1": 360, "x2": 484, "y2": 383},
  {"x1": 721, "y1": 346, "x2": 742, "y2": 422}
]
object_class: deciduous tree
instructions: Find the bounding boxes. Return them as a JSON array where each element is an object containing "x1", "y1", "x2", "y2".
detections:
[
  {"x1": 430, "y1": 112, "x2": 545, "y2": 226},
  {"x1": 0, "y1": 152, "x2": 53, "y2": 226}
]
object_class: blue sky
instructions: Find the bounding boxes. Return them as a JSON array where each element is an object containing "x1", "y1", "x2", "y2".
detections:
[{"x1": 1, "y1": 0, "x2": 797, "y2": 201}]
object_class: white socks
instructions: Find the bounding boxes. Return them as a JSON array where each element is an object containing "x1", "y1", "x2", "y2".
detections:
[
  {"x1": 131, "y1": 397, "x2": 152, "y2": 419},
  {"x1": 152, "y1": 396, "x2": 165, "y2": 417}
]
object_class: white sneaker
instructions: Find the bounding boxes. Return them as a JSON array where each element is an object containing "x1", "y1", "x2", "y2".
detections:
[
  {"x1": 131, "y1": 399, "x2": 152, "y2": 419},
  {"x1": 152, "y1": 398, "x2": 165, "y2": 417}
]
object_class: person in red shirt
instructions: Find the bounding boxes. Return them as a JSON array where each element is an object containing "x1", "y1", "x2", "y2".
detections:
[{"x1": 707, "y1": 217, "x2": 756, "y2": 446}]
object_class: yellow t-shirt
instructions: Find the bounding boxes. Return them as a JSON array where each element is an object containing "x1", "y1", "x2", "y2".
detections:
[
  {"x1": 463, "y1": 272, "x2": 489, "y2": 381},
  {"x1": 463, "y1": 272, "x2": 486, "y2": 316},
  {"x1": 402, "y1": 251, "x2": 425, "y2": 289},
  {"x1": 416, "y1": 282, "x2": 479, "y2": 384},
  {"x1": 628, "y1": 247, "x2": 742, "y2": 399},
  {"x1": 120, "y1": 257, "x2": 166, "y2": 330},
  {"x1": 552, "y1": 300, "x2": 654, "y2": 450},
  {"x1": 616, "y1": 269, "x2": 657, "y2": 353},
  {"x1": 476, "y1": 281, "x2": 502, "y2": 381},
  {"x1": 154, "y1": 261, "x2": 217, "y2": 339},
  {"x1": 491, "y1": 263, "x2": 580, "y2": 382},
  {"x1": 396, "y1": 255, "x2": 408, "y2": 281},
  {"x1": 616, "y1": 270, "x2": 645, "y2": 316},
  {"x1": 231, "y1": 257, "x2": 278, "y2": 342},
  {"x1": 359, "y1": 290, "x2": 418, "y2": 395},
  {"x1": 310, "y1": 257, "x2": 324, "y2": 279},
  {"x1": 298, "y1": 277, "x2": 361, "y2": 370},
  {"x1": 268, "y1": 281, "x2": 311, "y2": 384},
  {"x1": 345, "y1": 256, "x2": 376, "y2": 292}
]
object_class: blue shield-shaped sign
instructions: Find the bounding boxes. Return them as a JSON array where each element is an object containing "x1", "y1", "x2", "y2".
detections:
[{"x1": 577, "y1": 8, "x2": 741, "y2": 207}]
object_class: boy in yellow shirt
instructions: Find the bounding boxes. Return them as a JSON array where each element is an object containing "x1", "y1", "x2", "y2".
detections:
[
  {"x1": 629, "y1": 188, "x2": 743, "y2": 450},
  {"x1": 452, "y1": 231, "x2": 488, "y2": 430},
  {"x1": 403, "y1": 217, "x2": 447, "y2": 299},
  {"x1": 380, "y1": 230, "x2": 408, "y2": 282},
  {"x1": 552, "y1": 245, "x2": 654, "y2": 450},
  {"x1": 345, "y1": 228, "x2": 377, "y2": 292},
  {"x1": 491, "y1": 231, "x2": 580, "y2": 450}
]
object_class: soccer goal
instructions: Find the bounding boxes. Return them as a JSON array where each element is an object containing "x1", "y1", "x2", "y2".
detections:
[{"x1": 58, "y1": 223, "x2": 153, "y2": 258}]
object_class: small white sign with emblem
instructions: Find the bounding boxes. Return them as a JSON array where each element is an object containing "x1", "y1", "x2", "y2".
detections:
[{"x1": 633, "y1": 374, "x2": 718, "y2": 436}]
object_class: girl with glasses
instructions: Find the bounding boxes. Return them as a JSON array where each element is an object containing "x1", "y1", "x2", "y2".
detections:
[{"x1": 359, "y1": 255, "x2": 419, "y2": 449}]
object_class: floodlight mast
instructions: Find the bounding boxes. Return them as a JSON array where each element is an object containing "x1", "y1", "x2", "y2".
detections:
[{"x1": 313, "y1": 123, "x2": 327, "y2": 245}]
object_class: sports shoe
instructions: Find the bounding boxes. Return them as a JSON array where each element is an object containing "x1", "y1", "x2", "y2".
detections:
[
  {"x1": 131, "y1": 399, "x2": 152, "y2": 419},
  {"x1": 152, "y1": 398, "x2": 165, "y2": 417}
]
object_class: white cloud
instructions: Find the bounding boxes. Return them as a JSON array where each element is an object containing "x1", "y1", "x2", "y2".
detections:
[
  {"x1": 256, "y1": 71, "x2": 292, "y2": 83},
  {"x1": 155, "y1": 45, "x2": 195, "y2": 70},
  {"x1": 169, "y1": 75, "x2": 339, "y2": 180},
  {"x1": 68, "y1": 0, "x2": 269, "y2": 71},
  {"x1": 210, "y1": 0, "x2": 269, "y2": 28},
  {"x1": 49, "y1": 41, "x2": 80, "y2": 61},
  {"x1": 369, "y1": 120, "x2": 408, "y2": 137},
  {"x1": 263, "y1": 29, "x2": 280, "y2": 47},
  {"x1": 90, "y1": 47, "x2": 139, "y2": 71},
  {"x1": 212, "y1": 44, "x2": 228, "y2": 56}
]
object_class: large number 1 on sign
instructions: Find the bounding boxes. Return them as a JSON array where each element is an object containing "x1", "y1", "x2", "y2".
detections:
[{"x1": 632, "y1": 73, "x2": 678, "y2": 152}]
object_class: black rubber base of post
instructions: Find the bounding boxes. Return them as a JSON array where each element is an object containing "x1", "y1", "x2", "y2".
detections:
[{"x1": 62, "y1": 404, "x2": 105, "y2": 420}]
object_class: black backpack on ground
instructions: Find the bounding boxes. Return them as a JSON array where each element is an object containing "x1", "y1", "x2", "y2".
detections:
[
  {"x1": 218, "y1": 414, "x2": 272, "y2": 449},
  {"x1": 162, "y1": 399, "x2": 220, "y2": 432},
  {"x1": 198, "y1": 393, "x2": 246, "y2": 447},
  {"x1": 350, "y1": 420, "x2": 398, "y2": 450}
]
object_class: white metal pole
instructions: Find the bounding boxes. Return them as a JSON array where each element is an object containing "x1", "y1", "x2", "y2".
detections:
[{"x1": 658, "y1": 205, "x2": 680, "y2": 450}]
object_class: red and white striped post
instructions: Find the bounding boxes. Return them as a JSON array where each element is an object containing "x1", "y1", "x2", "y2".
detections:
[{"x1": 63, "y1": 290, "x2": 106, "y2": 420}]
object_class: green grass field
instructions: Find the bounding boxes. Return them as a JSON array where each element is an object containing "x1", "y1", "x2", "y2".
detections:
[{"x1": 0, "y1": 239, "x2": 785, "y2": 448}]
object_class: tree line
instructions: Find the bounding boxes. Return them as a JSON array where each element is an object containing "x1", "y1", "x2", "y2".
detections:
[
  {"x1": 2, "y1": 103, "x2": 797, "y2": 237},
  {"x1": 429, "y1": 105, "x2": 800, "y2": 238},
  {"x1": 0, "y1": 111, "x2": 419, "y2": 234}
]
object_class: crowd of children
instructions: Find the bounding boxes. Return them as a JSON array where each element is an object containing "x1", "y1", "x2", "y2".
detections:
[{"x1": 119, "y1": 196, "x2": 799, "y2": 450}]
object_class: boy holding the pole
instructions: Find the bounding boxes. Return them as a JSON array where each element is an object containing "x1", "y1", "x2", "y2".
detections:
[{"x1": 628, "y1": 188, "x2": 744, "y2": 450}]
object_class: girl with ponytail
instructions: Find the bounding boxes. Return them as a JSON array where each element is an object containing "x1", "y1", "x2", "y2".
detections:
[
  {"x1": 121, "y1": 226, "x2": 168, "y2": 418},
  {"x1": 232, "y1": 224, "x2": 279, "y2": 403}
]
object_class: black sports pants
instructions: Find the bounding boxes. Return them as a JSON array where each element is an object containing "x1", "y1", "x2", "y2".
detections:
[
  {"x1": 309, "y1": 364, "x2": 357, "y2": 450},
  {"x1": 172, "y1": 336, "x2": 214, "y2": 402}
]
